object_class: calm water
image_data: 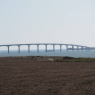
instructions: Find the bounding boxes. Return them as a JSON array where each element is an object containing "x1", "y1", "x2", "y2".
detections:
[{"x1": 0, "y1": 49, "x2": 95, "y2": 58}]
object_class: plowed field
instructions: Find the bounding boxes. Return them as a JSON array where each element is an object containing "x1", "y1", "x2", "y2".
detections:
[{"x1": 0, "y1": 57, "x2": 95, "y2": 95}]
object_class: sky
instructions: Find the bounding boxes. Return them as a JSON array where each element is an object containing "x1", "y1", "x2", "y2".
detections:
[{"x1": 0, "y1": 0, "x2": 95, "y2": 50}]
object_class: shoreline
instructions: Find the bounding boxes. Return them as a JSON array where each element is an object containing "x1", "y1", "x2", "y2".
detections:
[{"x1": 0, "y1": 56, "x2": 95, "y2": 62}]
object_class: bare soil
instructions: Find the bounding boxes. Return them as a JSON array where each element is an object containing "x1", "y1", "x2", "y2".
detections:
[{"x1": 0, "y1": 57, "x2": 95, "y2": 95}]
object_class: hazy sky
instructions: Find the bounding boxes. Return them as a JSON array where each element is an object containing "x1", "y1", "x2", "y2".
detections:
[{"x1": 0, "y1": 0, "x2": 95, "y2": 49}]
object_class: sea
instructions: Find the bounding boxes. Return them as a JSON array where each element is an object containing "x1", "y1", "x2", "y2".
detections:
[{"x1": 0, "y1": 49, "x2": 95, "y2": 58}]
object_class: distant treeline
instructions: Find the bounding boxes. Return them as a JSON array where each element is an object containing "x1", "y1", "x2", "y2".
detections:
[{"x1": 54, "y1": 56, "x2": 95, "y2": 62}]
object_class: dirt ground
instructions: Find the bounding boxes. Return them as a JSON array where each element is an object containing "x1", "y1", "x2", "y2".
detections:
[{"x1": 0, "y1": 57, "x2": 95, "y2": 95}]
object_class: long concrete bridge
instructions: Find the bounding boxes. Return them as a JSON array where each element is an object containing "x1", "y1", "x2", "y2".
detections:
[{"x1": 0, "y1": 43, "x2": 95, "y2": 53}]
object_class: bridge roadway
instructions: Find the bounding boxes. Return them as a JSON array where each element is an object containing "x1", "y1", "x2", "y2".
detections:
[{"x1": 0, "y1": 43, "x2": 95, "y2": 53}]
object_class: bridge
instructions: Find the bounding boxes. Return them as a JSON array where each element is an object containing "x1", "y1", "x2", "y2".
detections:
[{"x1": 0, "y1": 43, "x2": 95, "y2": 53}]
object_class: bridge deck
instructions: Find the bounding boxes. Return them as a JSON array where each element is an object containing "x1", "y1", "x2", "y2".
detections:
[{"x1": 0, "y1": 43, "x2": 95, "y2": 53}]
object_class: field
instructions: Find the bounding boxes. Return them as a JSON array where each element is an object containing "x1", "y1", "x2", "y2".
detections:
[{"x1": 0, "y1": 57, "x2": 95, "y2": 95}]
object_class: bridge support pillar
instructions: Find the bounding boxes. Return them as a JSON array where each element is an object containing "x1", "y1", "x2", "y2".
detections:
[
  {"x1": 72, "y1": 46, "x2": 74, "y2": 51},
  {"x1": 37, "y1": 45, "x2": 39, "y2": 52},
  {"x1": 81, "y1": 46, "x2": 83, "y2": 51},
  {"x1": 77, "y1": 46, "x2": 79, "y2": 51},
  {"x1": 53, "y1": 45, "x2": 55, "y2": 52},
  {"x1": 60, "y1": 45, "x2": 62, "y2": 52},
  {"x1": 66, "y1": 45, "x2": 68, "y2": 51},
  {"x1": 86, "y1": 48, "x2": 87, "y2": 51},
  {"x1": 28, "y1": 45, "x2": 30, "y2": 53},
  {"x1": 45, "y1": 45, "x2": 47, "y2": 52},
  {"x1": 8, "y1": 46, "x2": 9, "y2": 53},
  {"x1": 18, "y1": 45, "x2": 20, "y2": 53}
]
